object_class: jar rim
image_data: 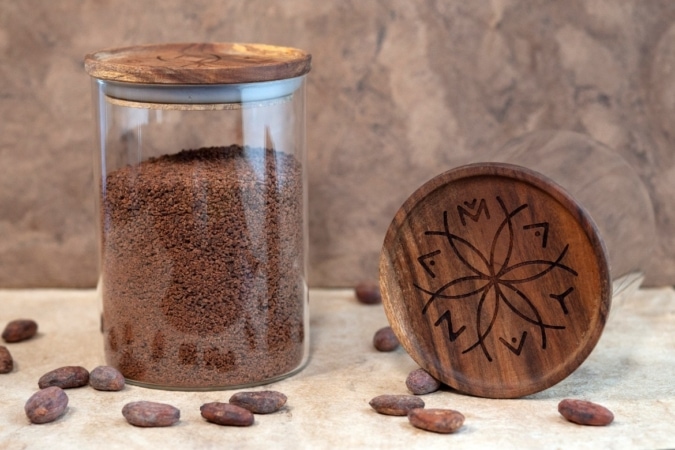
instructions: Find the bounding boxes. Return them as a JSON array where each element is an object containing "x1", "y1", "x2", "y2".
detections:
[{"x1": 96, "y1": 76, "x2": 304, "y2": 106}]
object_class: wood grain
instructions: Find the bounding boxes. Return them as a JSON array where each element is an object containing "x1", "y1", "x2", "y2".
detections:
[
  {"x1": 84, "y1": 42, "x2": 311, "y2": 84},
  {"x1": 380, "y1": 163, "x2": 611, "y2": 398}
]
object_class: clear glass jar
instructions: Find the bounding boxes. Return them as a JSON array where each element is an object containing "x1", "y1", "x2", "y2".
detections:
[
  {"x1": 489, "y1": 130, "x2": 656, "y2": 300},
  {"x1": 84, "y1": 43, "x2": 311, "y2": 390},
  {"x1": 380, "y1": 130, "x2": 656, "y2": 398}
]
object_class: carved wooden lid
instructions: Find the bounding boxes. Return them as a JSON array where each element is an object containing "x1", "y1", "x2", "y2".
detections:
[
  {"x1": 84, "y1": 42, "x2": 311, "y2": 84},
  {"x1": 380, "y1": 163, "x2": 611, "y2": 398}
]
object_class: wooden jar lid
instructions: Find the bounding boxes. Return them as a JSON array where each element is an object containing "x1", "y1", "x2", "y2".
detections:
[
  {"x1": 84, "y1": 42, "x2": 311, "y2": 84},
  {"x1": 380, "y1": 163, "x2": 611, "y2": 398}
]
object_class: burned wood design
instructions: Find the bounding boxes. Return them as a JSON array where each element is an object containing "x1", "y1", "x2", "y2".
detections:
[{"x1": 413, "y1": 196, "x2": 578, "y2": 362}]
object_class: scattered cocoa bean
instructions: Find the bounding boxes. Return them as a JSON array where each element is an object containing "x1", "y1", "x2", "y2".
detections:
[
  {"x1": 229, "y1": 390, "x2": 287, "y2": 414},
  {"x1": 0, "y1": 346, "x2": 13, "y2": 374},
  {"x1": 406, "y1": 368, "x2": 441, "y2": 395},
  {"x1": 89, "y1": 365, "x2": 125, "y2": 391},
  {"x1": 369, "y1": 394, "x2": 425, "y2": 416},
  {"x1": 2, "y1": 319, "x2": 38, "y2": 343},
  {"x1": 200, "y1": 402, "x2": 254, "y2": 426},
  {"x1": 38, "y1": 366, "x2": 89, "y2": 389},
  {"x1": 408, "y1": 408, "x2": 465, "y2": 434},
  {"x1": 355, "y1": 282, "x2": 382, "y2": 305},
  {"x1": 558, "y1": 399, "x2": 614, "y2": 426},
  {"x1": 24, "y1": 386, "x2": 69, "y2": 424},
  {"x1": 373, "y1": 326, "x2": 399, "y2": 352},
  {"x1": 122, "y1": 401, "x2": 180, "y2": 427}
]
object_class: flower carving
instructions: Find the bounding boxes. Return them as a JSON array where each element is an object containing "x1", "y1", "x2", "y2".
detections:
[{"x1": 413, "y1": 196, "x2": 578, "y2": 362}]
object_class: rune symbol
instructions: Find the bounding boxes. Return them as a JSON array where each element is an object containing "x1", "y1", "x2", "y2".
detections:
[{"x1": 413, "y1": 196, "x2": 578, "y2": 362}]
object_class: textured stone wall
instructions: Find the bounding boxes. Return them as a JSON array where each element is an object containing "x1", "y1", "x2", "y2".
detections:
[{"x1": 1, "y1": 0, "x2": 674, "y2": 287}]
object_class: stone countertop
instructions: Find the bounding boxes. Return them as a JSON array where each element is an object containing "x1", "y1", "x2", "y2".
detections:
[{"x1": 0, "y1": 288, "x2": 674, "y2": 449}]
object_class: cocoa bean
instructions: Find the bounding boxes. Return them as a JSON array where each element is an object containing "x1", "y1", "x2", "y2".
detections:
[
  {"x1": 24, "y1": 386, "x2": 69, "y2": 424},
  {"x1": 558, "y1": 399, "x2": 614, "y2": 426},
  {"x1": 408, "y1": 408, "x2": 465, "y2": 434},
  {"x1": 0, "y1": 346, "x2": 13, "y2": 374},
  {"x1": 2, "y1": 319, "x2": 38, "y2": 343},
  {"x1": 200, "y1": 402, "x2": 254, "y2": 426},
  {"x1": 229, "y1": 390, "x2": 287, "y2": 414},
  {"x1": 38, "y1": 366, "x2": 89, "y2": 389},
  {"x1": 369, "y1": 394, "x2": 424, "y2": 416},
  {"x1": 122, "y1": 401, "x2": 180, "y2": 427},
  {"x1": 373, "y1": 326, "x2": 399, "y2": 352},
  {"x1": 89, "y1": 366, "x2": 125, "y2": 391},
  {"x1": 355, "y1": 282, "x2": 382, "y2": 304},
  {"x1": 406, "y1": 368, "x2": 441, "y2": 395}
]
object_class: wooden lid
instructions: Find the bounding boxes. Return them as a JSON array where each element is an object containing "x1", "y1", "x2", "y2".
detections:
[
  {"x1": 84, "y1": 42, "x2": 311, "y2": 84},
  {"x1": 380, "y1": 163, "x2": 611, "y2": 398}
]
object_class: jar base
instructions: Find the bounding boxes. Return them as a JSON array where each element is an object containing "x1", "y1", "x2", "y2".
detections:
[{"x1": 122, "y1": 357, "x2": 310, "y2": 392}]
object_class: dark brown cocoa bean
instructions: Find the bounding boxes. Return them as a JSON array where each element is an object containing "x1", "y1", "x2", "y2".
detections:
[
  {"x1": 406, "y1": 368, "x2": 441, "y2": 395},
  {"x1": 38, "y1": 366, "x2": 89, "y2": 389},
  {"x1": 373, "y1": 326, "x2": 399, "y2": 352},
  {"x1": 24, "y1": 386, "x2": 69, "y2": 424},
  {"x1": 0, "y1": 346, "x2": 13, "y2": 374},
  {"x1": 200, "y1": 402, "x2": 254, "y2": 426},
  {"x1": 369, "y1": 394, "x2": 424, "y2": 416},
  {"x1": 408, "y1": 408, "x2": 465, "y2": 434},
  {"x1": 2, "y1": 319, "x2": 38, "y2": 343},
  {"x1": 89, "y1": 365, "x2": 125, "y2": 391},
  {"x1": 355, "y1": 282, "x2": 382, "y2": 304},
  {"x1": 229, "y1": 390, "x2": 287, "y2": 414},
  {"x1": 558, "y1": 399, "x2": 614, "y2": 426},
  {"x1": 122, "y1": 401, "x2": 180, "y2": 427}
]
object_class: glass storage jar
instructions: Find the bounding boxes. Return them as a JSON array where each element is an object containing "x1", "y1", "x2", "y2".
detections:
[
  {"x1": 380, "y1": 130, "x2": 655, "y2": 398},
  {"x1": 84, "y1": 42, "x2": 311, "y2": 390}
]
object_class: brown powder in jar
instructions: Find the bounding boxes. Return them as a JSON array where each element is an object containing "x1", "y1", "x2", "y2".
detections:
[{"x1": 100, "y1": 145, "x2": 306, "y2": 389}]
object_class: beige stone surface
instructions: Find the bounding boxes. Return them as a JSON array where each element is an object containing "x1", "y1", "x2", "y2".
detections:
[
  {"x1": 0, "y1": 287, "x2": 674, "y2": 448},
  {"x1": 1, "y1": 1, "x2": 675, "y2": 287}
]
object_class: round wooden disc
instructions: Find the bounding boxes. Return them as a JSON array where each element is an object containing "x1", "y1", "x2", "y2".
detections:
[
  {"x1": 84, "y1": 42, "x2": 311, "y2": 84},
  {"x1": 379, "y1": 163, "x2": 611, "y2": 398}
]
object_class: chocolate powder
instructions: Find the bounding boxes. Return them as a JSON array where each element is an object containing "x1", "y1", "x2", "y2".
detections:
[{"x1": 100, "y1": 145, "x2": 306, "y2": 389}]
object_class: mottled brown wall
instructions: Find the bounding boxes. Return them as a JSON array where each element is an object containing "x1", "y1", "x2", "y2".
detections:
[{"x1": 1, "y1": 0, "x2": 674, "y2": 288}]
